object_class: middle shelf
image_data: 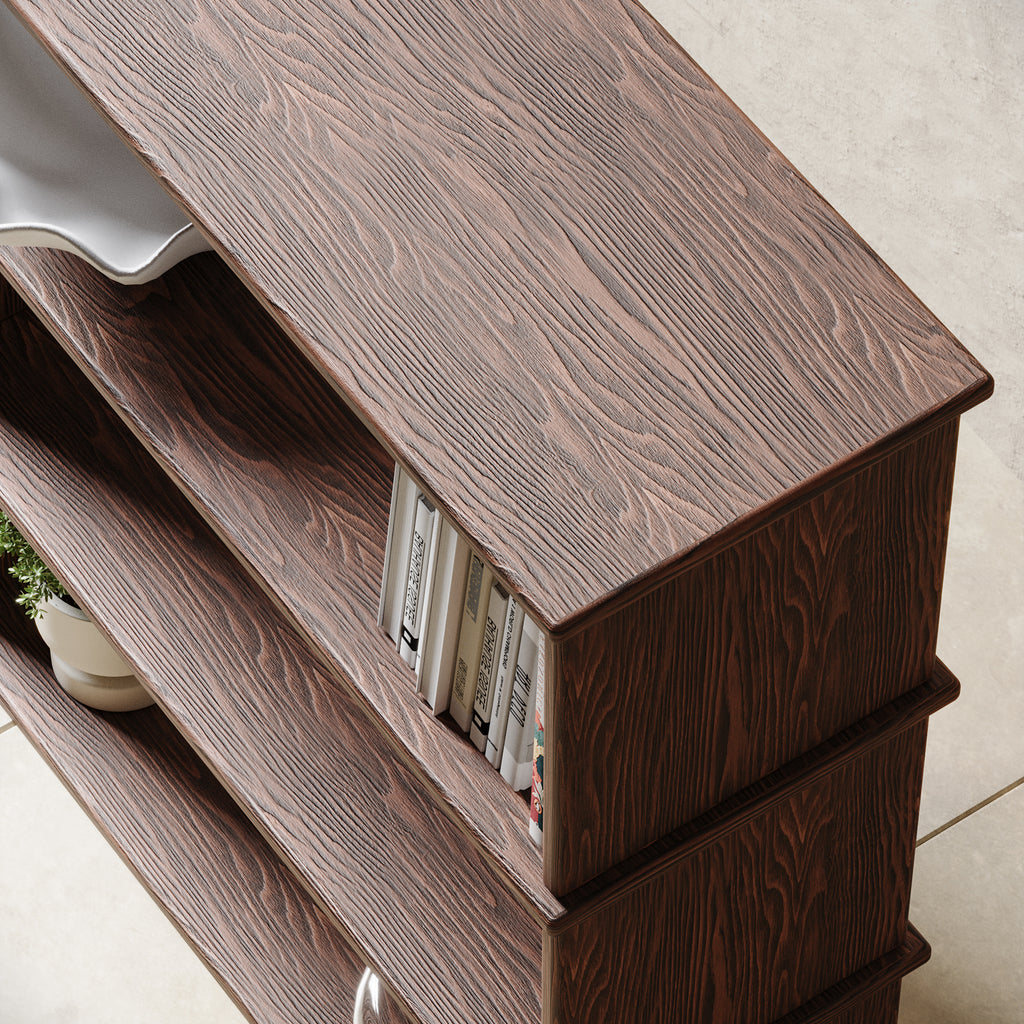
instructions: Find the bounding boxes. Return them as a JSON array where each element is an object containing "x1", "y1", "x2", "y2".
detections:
[
  {"x1": 0, "y1": 275, "x2": 547, "y2": 1024},
  {"x1": 0, "y1": 562, "x2": 409, "y2": 1024},
  {"x1": 0, "y1": 243, "x2": 549, "y2": 893}
]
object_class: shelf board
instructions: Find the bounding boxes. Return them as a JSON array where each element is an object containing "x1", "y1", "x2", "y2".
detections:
[
  {"x1": 775, "y1": 923, "x2": 929, "y2": 1023},
  {"x1": 0, "y1": 245, "x2": 550, "y2": 908},
  {"x1": 7, "y1": 0, "x2": 991, "y2": 631},
  {"x1": 0, "y1": 567, "x2": 409, "y2": 1024},
  {"x1": 0, "y1": 303, "x2": 546, "y2": 1024}
]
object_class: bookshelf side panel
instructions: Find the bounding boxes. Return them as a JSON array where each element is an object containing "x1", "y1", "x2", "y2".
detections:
[
  {"x1": 813, "y1": 984, "x2": 903, "y2": 1024},
  {"x1": 546, "y1": 722, "x2": 927, "y2": 1024},
  {"x1": 547, "y1": 420, "x2": 957, "y2": 893},
  {"x1": 0, "y1": 273, "x2": 26, "y2": 321}
]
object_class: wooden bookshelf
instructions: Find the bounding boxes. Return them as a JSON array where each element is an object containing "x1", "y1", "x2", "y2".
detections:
[{"x1": 0, "y1": 0, "x2": 992, "y2": 1021}]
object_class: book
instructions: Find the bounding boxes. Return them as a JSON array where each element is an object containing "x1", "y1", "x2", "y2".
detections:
[
  {"x1": 500, "y1": 614, "x2": 543, "y2": 792},
  {"x1": 377, "y1": 465, "x2": 418, "y2": 645},
  {"x1": 469, "y1": 581, "x2": 508, "y2": 752},
  {"x1": 416, "y1": 519, "x2": 471, "y2": 714},
  {"x1": 448, "y1": 552, "x2": 492, "y2": 732},
  {"x1": 484, "y1": 596, "x2": 524, "y2": 769},
  {"x1": 529, "y1": 627, "x2": 545, "y2": 846},
  {"x1": 399, "y1": 491, "x2": 438, "y2": 669}
]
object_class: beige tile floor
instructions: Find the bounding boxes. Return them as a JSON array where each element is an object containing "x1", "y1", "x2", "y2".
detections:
[
  {"x1": 0, "y1": 721, "x2": 247, "y2": 1024},
  {"x1": 1, "y1": 1, "x2": 1021, "y2": 1021}
]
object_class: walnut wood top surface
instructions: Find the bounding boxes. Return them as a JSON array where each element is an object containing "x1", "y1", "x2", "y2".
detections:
[{"x1": 8, "y1": 0, "x2": 991, "y2": 629}]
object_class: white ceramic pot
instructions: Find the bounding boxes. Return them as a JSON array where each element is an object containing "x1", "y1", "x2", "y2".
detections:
[{"x1": 35, "y1": 597, "x2": 154, "y2": 712}]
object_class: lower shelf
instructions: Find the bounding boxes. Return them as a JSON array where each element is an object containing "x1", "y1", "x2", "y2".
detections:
[
  {"x1": 775, "y1": 923, "x2": 930, "y2": 1024},
  {"x1": 0, "y1": 565, "x2": 409, "y2": 1024}
]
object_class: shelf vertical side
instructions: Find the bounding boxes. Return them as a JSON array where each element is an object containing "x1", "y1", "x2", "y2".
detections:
[
  {"x1": 545, "y1": 419, "x2": 959, "y2": 893},
  {"x1": 544, "y1": 719, "x2": 928, "y2": 1023}
]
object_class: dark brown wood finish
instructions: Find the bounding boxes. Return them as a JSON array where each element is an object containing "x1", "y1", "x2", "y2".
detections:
[
  {"x1": 1, "y1": 0, "x2": 992, "y2": 1018},
  {"x1": 549, "y1": 419, "x2": 959, "y2": 890},
  {"x1": 772, "y1": 924, "x2": 929, "y2": 1024},
  {"x1": 7, "y1": 0, "x2": 991, "y2": 631},
  {"x1": 0, "y1": 238, "x2": 963, "y2": 897},
  {"x1": 0, "y1": 274, "x2": 25, "y2": 320},
  {"x1": 557, "y1": 664, "x2": 958, "y2": 919},
  {"x1": 0, "y1": 243, "x2": 547, "y2": 899},
  {"x1": 0, "y1": 567, "x2": 415, "y2": 1024},
  {"x1": 0, "y1": 309, "x2": 545, "y2": 1024},
  {"x1": 546, "y1": 721, "x2": 929, "y2": 1024}
]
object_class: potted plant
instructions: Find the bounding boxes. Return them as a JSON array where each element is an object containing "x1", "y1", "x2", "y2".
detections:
[{"x1": 0, "y1": 509, "x2": 153, "y2": 712}]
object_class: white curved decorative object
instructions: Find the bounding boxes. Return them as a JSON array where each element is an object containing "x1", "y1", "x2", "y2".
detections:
[{"x1": 0, "y1": 2, "x2": 211, "y2": 284}]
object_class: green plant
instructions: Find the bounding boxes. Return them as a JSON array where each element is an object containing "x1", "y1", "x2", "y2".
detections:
[{"x1": 0, "y1": 509, "x2": 68, "y2": 618}]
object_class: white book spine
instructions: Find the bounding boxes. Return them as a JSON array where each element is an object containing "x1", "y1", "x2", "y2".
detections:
[
  {"x1": 448, "y1": 553, "x2": 492, "y2": 732},
  {"x1": 378, "y1": 466, "x2": 418, "y2": 644},
  {"x1": 469, "y1": 582, "x2": 508, "y2": 752},
  {"x1": 416, "y1": 522, "x2": 471, "y2": 713},
  {"x1": 484, "y1": 596, "x2": 524, "y2": 769},
  {"x1": 399, "y1": 493, "x2": 436, "y2": 668},
  {"x1": 412, "y1": 498, "x2": 442, "y2": 675},
  {"x1": 500, "y1": 614, "x2": 542, "y2": 791}
]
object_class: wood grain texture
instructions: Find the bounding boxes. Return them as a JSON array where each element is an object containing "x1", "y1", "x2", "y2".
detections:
[
  {"x1": 7, "y1": 0, "x2": 992, "y2": 630},
  {"x1": 0, "y1": 2, "x2": 978, "y2": 1019},
  {"x1": 0, "y1": 565, "x2": 416, "y2": 1024},
  {"x1": 556, "y1": 665, "x2": 957, "y2": 920},
  {"x1": 0, "y1": 244, "x2": 548, "y2": 908},
  {"x1": 772, "y1": 924, "x2": 929, "y2": 1024},
  {"x1": 549, "y1": 420, "x2": 958, "y2": 891},
  {"x1": 0, "y1": 273, "x2": 26, "y2": 321},
  {"x1": 0, "y1": 310, "x2": 543, "y2": 1024},
  {"x1": 545, "y1": 723, "x2": 928, "y2": 1024}
]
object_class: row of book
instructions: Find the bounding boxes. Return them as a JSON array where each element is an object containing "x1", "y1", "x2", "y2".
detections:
[{"x1": 377, "y1": 467, "x2": 544, "y2": 845}]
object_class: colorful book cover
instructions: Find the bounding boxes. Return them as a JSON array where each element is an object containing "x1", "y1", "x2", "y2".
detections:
[{"x1": 529, "y1": 699, "x2": 544, "y2": 845}]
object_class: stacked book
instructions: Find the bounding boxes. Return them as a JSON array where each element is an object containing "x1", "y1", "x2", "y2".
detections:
[{"x1": 377, "y1": 467, "x2": 544, "y2": 845}]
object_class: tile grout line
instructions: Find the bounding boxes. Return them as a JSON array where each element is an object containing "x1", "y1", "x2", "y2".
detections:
[{"x1": 917, "y1": 775, "x2": 1024, "y2": 846}]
